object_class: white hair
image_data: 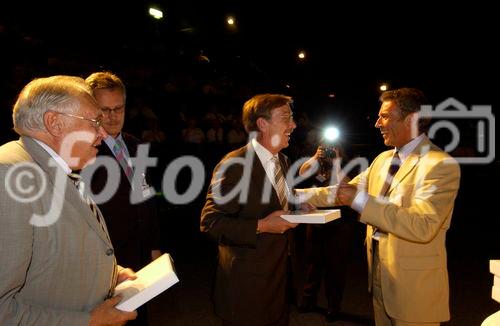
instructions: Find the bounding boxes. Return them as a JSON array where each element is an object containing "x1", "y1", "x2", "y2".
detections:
[{"x1": 12, "y1": 75, "x2": 96, "y2": 134}]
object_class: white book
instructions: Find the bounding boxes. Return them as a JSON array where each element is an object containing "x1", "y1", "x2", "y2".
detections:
[
  {"x1": 494, "y1": 275, "x2": 500, "y2": 287},
  {"x1": 114, "y1": 253, "x2": 179, "y2": 312},
  {"x1": 281, "y1": 209, "x2": 341, "y2": 224},
  {"x1": 490, "y1": 260, "x2": 500, "y2": 276}
]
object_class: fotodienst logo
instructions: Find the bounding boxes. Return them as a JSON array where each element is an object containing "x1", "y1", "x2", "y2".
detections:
[{"x1": 420, "y1": 98, "x2": 495, "y2": 164}]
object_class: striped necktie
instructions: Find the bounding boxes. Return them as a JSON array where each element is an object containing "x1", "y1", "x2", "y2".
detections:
[
  {"x1": 272, "y1": 156, "x2": 288, "y2": 209},
  {"x1": 68, "y1": 173, "x2": 106, "y2": 232},
  {"x1": 379, "y1": 151, "x2": 401, "y2": 196},
  {"x1": 113, "y1": 138, "x2": 133, "y2": 183}
]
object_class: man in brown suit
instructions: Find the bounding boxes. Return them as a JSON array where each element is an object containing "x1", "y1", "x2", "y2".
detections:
[{"x1": 201, "y1": 94, "x2": 298, "y2": 325}]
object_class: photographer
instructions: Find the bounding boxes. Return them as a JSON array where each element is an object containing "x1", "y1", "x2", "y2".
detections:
[{"x1": 298, "y1": 140, "x2": 358, "y2": 323}]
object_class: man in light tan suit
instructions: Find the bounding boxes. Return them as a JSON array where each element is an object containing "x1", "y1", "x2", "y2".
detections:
[
  {"x1": 0, "y1": 76, "x2": 137, "y2": 325},
  {"x1": 297, "y1": 88, "x2": 460, "y2": 325}
]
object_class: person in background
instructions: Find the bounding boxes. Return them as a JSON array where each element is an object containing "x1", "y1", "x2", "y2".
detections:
[
  {"x1": 201, "y1": 94, "x2": 299, "y2": 325},
  {"x1": 297, "y1": 144, "x2": 357, "y2": 323},
  {"x1": 297, "y1": 88, "x2": 460, "y2": 326},
  {"x1": 0, "y1": 75, "x2": 137, "y2": 325},
  {"x1": 85, "y1": 71, "x2": 162, "y2": 326}
]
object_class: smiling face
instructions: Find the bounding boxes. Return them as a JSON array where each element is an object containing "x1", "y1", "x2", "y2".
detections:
[
  {"x1": 258, "y1": 104, "x2": 296, "y2": 154},
  {"x1": 93, "y1": 88, "x2": 125, "y2": 138},
  {"x1": 375, "y1": 100, "x2": 413, "y2": 148}
]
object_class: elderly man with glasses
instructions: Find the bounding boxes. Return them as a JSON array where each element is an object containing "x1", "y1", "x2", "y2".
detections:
[{"x1": 0, "y1": 75, "x2": 138, "y2": 325}]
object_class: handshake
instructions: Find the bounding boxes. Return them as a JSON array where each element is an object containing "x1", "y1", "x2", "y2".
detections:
[{"x1": 295, "y1": 182, "x2": 357, "y2": 208}]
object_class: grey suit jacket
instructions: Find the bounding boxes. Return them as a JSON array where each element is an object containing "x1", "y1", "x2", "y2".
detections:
[{"x1": 0, "y1": 137, "x2": 116, "y2": 325}]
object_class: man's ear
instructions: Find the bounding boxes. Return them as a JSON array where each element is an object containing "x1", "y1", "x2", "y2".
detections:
[
  {"x1": 405, "y1": 112, "x2": 420, "y2": 138},
  {"x1": 256, "y1": 117, "x2": 268, "y2": 132},
  {"x1": 43, "y1": 111, "x2": 63, "y2": 136}
]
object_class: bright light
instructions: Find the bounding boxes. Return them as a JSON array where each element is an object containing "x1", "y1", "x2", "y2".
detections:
[
  {"x1": 323, "y1": 126, "x2": 340, "y2": 142},
  {"x1": 298, "y1": 51, "x2": 306, "y2": 59},
  {"x1": 149, "y1": 8, "x2": 163, "y2": 19},
  {"x1": 227, "y1": 17, "x2": 235, "y2": 25},
  {"x1": 380, "y1": 83, "x2": 388, "y2": 91}
]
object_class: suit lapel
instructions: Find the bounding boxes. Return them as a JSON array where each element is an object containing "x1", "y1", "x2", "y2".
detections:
[
  {"x1": 21, "y1": 136, "x2": 113, "y2": 246},
  {"x1": 246, "y1": 144, "x2": 281, "y2": 209},
  {"x1": 387, "y1": 137, "x2": 431, "y2": 195},
  {"x1": 387, "y1": 154, "x2": 419, "y2": 194}
]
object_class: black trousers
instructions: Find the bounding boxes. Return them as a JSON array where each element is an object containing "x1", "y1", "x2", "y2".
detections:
[{"x1": 301, "y1": 215, "x2": 355, "y2": 313}]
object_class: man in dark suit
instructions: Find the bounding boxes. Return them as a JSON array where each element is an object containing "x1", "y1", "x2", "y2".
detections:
[
  {"x1": 85, "y1": 72, "x2": 162, "y2": 325},
  {"x1": 201, "y1": 94, "x2": 300, "y2": 326}
]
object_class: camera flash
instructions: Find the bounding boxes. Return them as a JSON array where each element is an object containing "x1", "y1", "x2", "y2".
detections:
[{"x1": 324, "y1": 127, "x2": 340, "y2": 142}]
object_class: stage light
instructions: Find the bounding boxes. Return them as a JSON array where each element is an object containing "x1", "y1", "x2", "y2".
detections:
[{"x1": 149, "y1": 8, "x2": 163, "y2": 20}]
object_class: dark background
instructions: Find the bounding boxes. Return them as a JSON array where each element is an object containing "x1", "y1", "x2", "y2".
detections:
[{"x1": 0, "y1": 1, "x2": 498, "y2": 325}]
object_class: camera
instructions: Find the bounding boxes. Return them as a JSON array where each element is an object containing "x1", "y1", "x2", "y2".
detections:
[
  {"x1": 314, "y1": 126, "x2": 341, "y2": 184},
  {"x1": 321, "y1": 145, "x2": 337, "y2": 159}
]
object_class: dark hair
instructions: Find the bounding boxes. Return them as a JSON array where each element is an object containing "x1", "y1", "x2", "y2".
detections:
[
  {"x1": 242, "y1": 94, "x2": 293, "y2": 132},
  {"x1": 380, "y1": 87, "x2": 430, "y2": 133}
]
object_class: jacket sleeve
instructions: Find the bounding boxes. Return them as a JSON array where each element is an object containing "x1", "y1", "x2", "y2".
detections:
[
  {"x1": 200, "y1": 159, "x2": 257, "y2": 248},
  {"x1": 0, "y1": 166, "x2": 90, "y2": 326}
]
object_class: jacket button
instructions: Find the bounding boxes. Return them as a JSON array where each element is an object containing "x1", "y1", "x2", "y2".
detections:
[{"x1": 106, "y1": 248, "x2": 114, "y2": 256}]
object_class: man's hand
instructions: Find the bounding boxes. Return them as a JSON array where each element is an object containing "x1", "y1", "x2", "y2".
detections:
[
  {"x1": 257, "y1": 210, "x2": 298, "y2": 234},
  {"x1": 336, "y1": 181, "x2": 357, "y2": 206},
  {"x1": 298, "y1": 202, "x2": 316, "y2": 212},
  {"x1": 116, "y1": 267, "x2": 136, "y2": 285},
  {"x1": 89, "y1": 295, "x2": 137, "y2": 326}
]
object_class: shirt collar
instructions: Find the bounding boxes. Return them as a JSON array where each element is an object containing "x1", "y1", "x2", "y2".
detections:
[
  {"x1": 103, "y1": 133, "x2": 124, "y2": 150},
  {"x1": 395, "y1": 133, "x2": 426, "y2": 162},
  {"x1": 251, "y1": 138, "x2": 276, "y2": 164},
  {"x1": 33, "y1": 138, "x2": 72, "y2": 174}
]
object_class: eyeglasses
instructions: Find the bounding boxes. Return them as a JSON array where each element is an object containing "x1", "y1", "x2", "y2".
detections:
[
  {"x1": 55, "y1": 112, "x2": 103, "y2": 130},
  {"x1": 101, "y1": 106, "x2": 125, "y2": 115}
]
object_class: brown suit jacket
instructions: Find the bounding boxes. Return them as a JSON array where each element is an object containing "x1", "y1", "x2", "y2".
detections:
[{"x1": 200, "y1": 143, "x2": 291, "y2": 325}]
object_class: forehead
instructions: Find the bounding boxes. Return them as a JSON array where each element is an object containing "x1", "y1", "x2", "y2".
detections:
[
  {"x1": 93, "y1": 88, "x2": 125, "y2": 105},
  {"x1": 379, "y1": 101, "x2": 399, "y2": 116},
  {"x1": 271, "y1": 104, "x2": 292, "y2": 116},
  {"x1": 78, "y1": 97, "x2": 100, "y2": 116}
]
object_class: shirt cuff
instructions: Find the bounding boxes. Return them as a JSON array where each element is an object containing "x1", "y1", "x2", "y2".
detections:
[{"x1": 351, "y1": 191, "x2": 368, "y2": 213}]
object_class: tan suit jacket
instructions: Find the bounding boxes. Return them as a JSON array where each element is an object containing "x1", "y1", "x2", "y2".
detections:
[
  {"x1": 0, "y1": 137, "x2": 116, "y2": 325},
  {"x1": 300, "y1": 137, "x2": 460, "y2": 322}
]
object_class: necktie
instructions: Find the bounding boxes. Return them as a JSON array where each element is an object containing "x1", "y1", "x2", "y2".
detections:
[
  {"x1": 379, "y1": 151, "x2": 401, "y2": 197},
  {"x1": 113, "y1": 138, "x2": 133, "y2": 183},
  {"x1": 68, "y1": 173, "x2": 107, "y2": 232},
  {"x1": 272, "y1": 156, "x2": 288, "y2": 209},
  {"x1": 372, "y1": 151, "x2": 401, "y2": 239},
  {"x1": 68, "y1": 173, "x2": 117, "y2": 299}
]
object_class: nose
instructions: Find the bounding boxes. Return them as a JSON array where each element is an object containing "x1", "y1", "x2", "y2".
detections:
[
  {"x1": 374, "y1": 117, "x2": 381, "y2": 129},
  {"x1": 290, "y1": 119, "x2": 297, "y2": 130}
]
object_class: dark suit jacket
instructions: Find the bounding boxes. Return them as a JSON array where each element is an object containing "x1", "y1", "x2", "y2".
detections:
[
  {"x1": 201, "y1": 143, "x2": 292, "y2": 325},
  {"x1": 89, "y1": 133, "x2": 161, "y2": 271}
]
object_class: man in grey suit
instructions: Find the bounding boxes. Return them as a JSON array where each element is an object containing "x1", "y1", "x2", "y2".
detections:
[{"x1": 0, "y1": 75, "x2": 137, "y2": 325}]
